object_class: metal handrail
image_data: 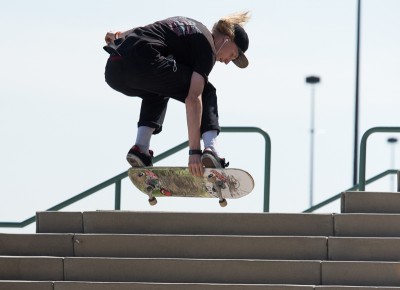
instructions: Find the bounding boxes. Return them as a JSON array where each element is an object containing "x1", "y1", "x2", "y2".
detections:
[
  {"x1": 0, "y1": 126, "x2": 271, "y2": 228},
  {"x1": 303, "y1": 169, "x2": 398, "y2": 212},
  {"x1": 221, "y1": 127, "x2": 271, "y2": 212},
  {"x1": 359, "y1": 127, "x2": 400, "y2": 190},
  {"x1": 304, "y1": 126, "x2": 400, "y2": 212}
]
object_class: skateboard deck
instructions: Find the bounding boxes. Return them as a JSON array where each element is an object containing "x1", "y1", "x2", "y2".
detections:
[{"x1": 128, "y1": 167, "x2": 254, "y2": 207}]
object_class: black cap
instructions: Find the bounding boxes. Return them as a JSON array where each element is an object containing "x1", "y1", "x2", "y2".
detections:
[{"x1": 232, "y1": 24, "x2": 249, "y2": 68}]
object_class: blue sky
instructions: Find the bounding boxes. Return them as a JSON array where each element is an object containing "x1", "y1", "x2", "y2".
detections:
[{"x1": 1, "y1": 0, "x2": 400, "y2": 232}]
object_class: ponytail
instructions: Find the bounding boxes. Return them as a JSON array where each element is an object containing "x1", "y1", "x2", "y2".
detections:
[{"x1": 212, "y1": 11, "x2": 251, "y2": 38}]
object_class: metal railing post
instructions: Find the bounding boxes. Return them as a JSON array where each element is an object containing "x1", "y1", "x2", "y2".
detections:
[
  {"x1": 359, "y1": 127, "x2": 400, "y2": 191},
  {"x1": 397, "y1": 171, "x2": 400, "y2": 192},
  {"x1": 115, "y1": 180, "x2": 121, "y2": 210},
  {"x1": 221, "y1": 127, "x2": 271, "y2": 212}
]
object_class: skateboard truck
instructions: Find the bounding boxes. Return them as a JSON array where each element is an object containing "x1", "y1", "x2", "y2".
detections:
[
  {"x1": 146, "y1": 185, "x2": 158, "y2": 206},
  {"x1": 207, "y1": 174, "x2": 227, "y2": 207},
  {"x1": 146, "y1": 185, "x2": 157, "y2": 205},
  {"x1": 137, "y1": 172, "x2": 158, "y2": 206}
]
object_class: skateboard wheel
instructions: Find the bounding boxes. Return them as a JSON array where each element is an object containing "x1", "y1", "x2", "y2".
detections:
[
  {"x1": 219, "y1": 199, "x2": 227, "y2": 207},
  {"x1": 148, "y1": 197, "x2": 157, "y2": 206}
]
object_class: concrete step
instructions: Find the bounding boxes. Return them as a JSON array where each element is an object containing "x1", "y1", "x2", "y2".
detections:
[
  {"x1": 63, "y1": 258, "x2": 321, "y2": 285},
  {"x1": 322, "y1": 261, "x2": 400, "y2": 287},
  {"x1": 54, "y1": 282, "x2": 315, "y2": 290},
  {"x1": 334, "y1": 214, "x2": 400, "y2": 237},
  {"x1": 0, "y1": 257, "x2": 63, "y2": 281},
  {"x1": 36, "y1": 211, "x2": 83, "y2": 233},
  {"x1": 0, "y1": 281, "x2": 317, "y2": 290},
  {"x1": 316, "y1": 287, "x2": 400, "y2": 289},
  {"x1": 73, "y1": 234, "x2": 327, "y2": 260},
  {"x1": 0, "y1": 233, "x2": 327, "y2": 260},
  {"x1": 5, "y1": 233, "x2": 400, "y2": 262},
  {"x1": 0, "y1": 234, "x2": 73, "y2": 256},
  {"x1": 36, "y1": 211, "x2": 334, "y2": 236},
  {"x1": 35, "y1": 211, "x2": 400, "y2": 237},
  {"x1": 2, "y1": 282, "x2": 400, "y2": 290},
  {"x1": 0, "y1": 256, "x2": 319, "y2": 285},
  {"x1": 329, "y1": 237, "x2": 400, "y2": 261},
  {"x1": 342, "y1": 191, "x2": 400, "y2": 213},
  {"x1": 0, "y1": 281, "x2": 53, "y2": 290}
]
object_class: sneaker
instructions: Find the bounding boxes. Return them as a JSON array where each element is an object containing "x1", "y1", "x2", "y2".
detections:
[
  {"x1": 126, "y1": 145, "x2": 154, "y2": 167},
  {"x1": 201, "y1": 149, "x2": 229, "y2": 168}
]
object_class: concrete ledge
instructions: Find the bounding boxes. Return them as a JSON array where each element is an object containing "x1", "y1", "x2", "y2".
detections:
[
  {"x1": 36, "y1": 212, "x2": 83, "y2": 233},
  {"x1": 55, "y1": 282, "x2": 315, "y2": 289},
  {"x1": 82, "y1": 211, "x2": 334, "y2": 236},
  {"x1": 322, "y1": 261, "x2": 400, "y2": 287},
  {"x1": 0, "y1": 281, "x2": 53, "y2": 290},
  {"x1": 334, "y1": 214, "x2": 400, "y2": 237},
  {"x1": 64, "y1": 258, "x2": 321, "y2": 285},
  {"x1": 74, "y1": 234, "x2": 327, "y2": 260},
  {"x1": 0, "y1": 234, "x2": 74, "y2": 256},
  {"x1": 329, "y1": 237, "x2": 400, "y2": 261},
  {"x1": 342, "y1": 191, "x2": 400, "y2": 213},
  {"x1": 317, "y1": 286, "x2": 400, "y2": 289},
  {"x1": 0, "y1": 257, "x2": 63, "y2": 281}
]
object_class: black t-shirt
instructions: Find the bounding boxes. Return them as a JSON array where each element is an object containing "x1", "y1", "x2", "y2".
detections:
[{"x1": 120, "y1": 17, "x2": 216, "y2": 81}]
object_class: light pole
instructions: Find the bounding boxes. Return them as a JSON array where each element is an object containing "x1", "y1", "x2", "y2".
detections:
[
  {"x1": 387, "y1": 137, "x2": 398, "y2": 191},
  {"x1": 306, "y1": 76, "x2": 321, "y2": 207},
  {"x1": 353, "y1": 0, "x2": 362, "y2": 186}
]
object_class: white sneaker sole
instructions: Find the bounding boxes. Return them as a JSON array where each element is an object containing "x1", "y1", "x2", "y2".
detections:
[
  {"x1": 201, "y1": 153, "x2": 221, "y2": 168},
  {"x1": 126, "y1": 154, "x2": 146, "y2": 167}
]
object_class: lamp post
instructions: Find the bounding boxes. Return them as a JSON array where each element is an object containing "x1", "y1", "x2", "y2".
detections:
[
  {"x1": 353, "y1": 0, "x2": 362, "y2": 186},
  {"x1": 306, "y1": 76, "x2": 321, "y2": 207},
  {"x1": 387, "y1": 137, "x2": 398, "y2": 191}
]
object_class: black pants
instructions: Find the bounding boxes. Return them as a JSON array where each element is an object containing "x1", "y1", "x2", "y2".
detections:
[{"x1": 104, "y1": 42, "x2": 220, "y2": 135}]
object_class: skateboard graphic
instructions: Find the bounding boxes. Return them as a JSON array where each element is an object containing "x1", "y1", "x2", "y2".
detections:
[{"x1": 128, "y1": 167, "x2": 254, "y2": 207}]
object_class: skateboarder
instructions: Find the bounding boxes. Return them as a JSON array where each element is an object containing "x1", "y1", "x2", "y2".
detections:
[{"x1": 104, "y1": 12, "x2": 250, "y2": 177}]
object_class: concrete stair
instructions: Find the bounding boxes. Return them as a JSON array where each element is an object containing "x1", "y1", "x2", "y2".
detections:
[
  {"x1": 1, "y1": 191, "x2": 400, "y2": 289},
  {"x1": 342, "y1": 191, "x2": 400, "y2": 213}
]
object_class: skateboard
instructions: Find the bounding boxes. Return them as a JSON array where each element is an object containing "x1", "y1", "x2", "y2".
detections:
[{"x1": 128, "y1": 167, "x2": 255, "y2": 207}]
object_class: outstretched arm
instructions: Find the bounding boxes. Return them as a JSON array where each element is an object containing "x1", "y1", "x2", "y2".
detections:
[{"x1": 186, "y1": 71, "x2": 205, "y2": 177}]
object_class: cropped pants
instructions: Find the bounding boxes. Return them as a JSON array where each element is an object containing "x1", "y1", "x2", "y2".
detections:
[{"x1": 104, "y1": 41, "x2": 220, "y2": 135}]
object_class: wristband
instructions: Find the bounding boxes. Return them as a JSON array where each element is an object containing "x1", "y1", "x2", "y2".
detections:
[{"x1": 189, "y1": 149, "x2": 202, "y2": 155}]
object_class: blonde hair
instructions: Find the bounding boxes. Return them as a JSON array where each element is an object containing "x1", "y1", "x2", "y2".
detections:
[{"x1": 212, "y1": 11, "x2": 251, "y2": 39}]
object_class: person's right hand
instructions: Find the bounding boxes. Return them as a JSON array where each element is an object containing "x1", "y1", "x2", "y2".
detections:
[
  {"x1": 105, "y1": 31, "x2": 120, "y2": 45},
  {"x1": 188, "y1": 154, "x2": 204, "y2": 177}
]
